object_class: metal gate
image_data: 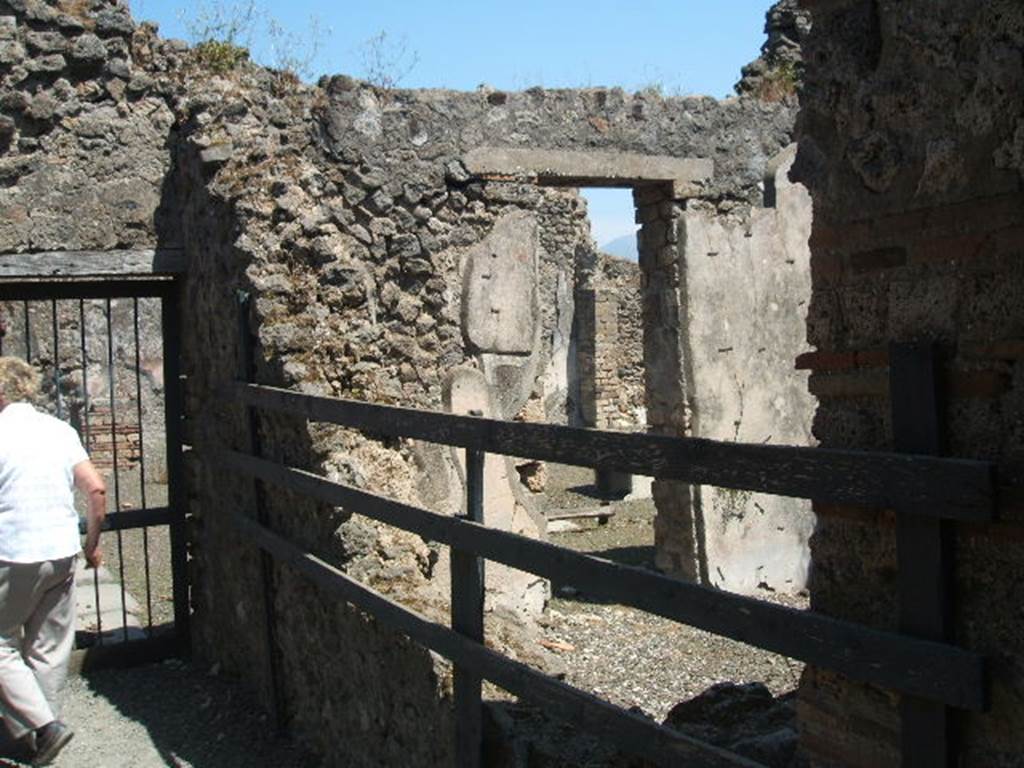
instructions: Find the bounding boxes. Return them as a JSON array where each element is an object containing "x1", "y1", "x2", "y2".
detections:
[{"x1": 0, "y1": 278, "x2": 188, "y2": 669}]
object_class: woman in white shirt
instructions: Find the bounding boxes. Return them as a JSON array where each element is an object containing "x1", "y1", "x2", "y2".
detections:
[{"x1": 0, "y1": 357, "x2": 106, "y2": 766}]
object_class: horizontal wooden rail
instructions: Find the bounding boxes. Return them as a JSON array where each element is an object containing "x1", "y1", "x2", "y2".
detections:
[
  {"x1": 219, "y1": 449, "x2": 988, "y2": 712},
  {"x1": 228, "y1": 383, "x2": 995, "y2": 521},
  {"x1": 0, "y1": 248, "x2": 186, "y2": 279},
  {"x1": 233, "y1": 512, "x2": 763, "y2": 768}
]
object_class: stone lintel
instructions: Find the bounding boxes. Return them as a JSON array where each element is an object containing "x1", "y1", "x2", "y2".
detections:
[
  {"x1": 463, "y1": 148, "x2": 714, "y2": 199},
  {"x1": 0, "y1": 248, "x2": 185, "y2": 279}
]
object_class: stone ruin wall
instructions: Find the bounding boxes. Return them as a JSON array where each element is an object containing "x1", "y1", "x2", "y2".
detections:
[
  {"x1": 0, "y1": 0, "x2": 178, "y2": 503},
  {"x1": 9, "y1": 1, "x2": 1024, "y2": 765},
  {"x1": 792, "y1": 1, "x2": 1024, "y2": 765},
  {"x1": 183, "y1": 66, "x2": 816, "y2": 764},
  {"x1": 665, "y1": 146, "x2": 816, "y2": 593},
  {"x1": 1, "y1": 0, "x2": 821, "y2": 764},
  {"x1": 576, "y1": 252, "x2": 645, "y2": 433}
]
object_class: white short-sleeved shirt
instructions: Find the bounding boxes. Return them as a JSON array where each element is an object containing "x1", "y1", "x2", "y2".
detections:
[{"x1": 0, "y1": 403, "x2": 89, "y2": 563}]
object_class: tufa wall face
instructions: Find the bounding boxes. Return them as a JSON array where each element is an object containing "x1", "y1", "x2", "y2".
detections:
[
  {"x1": 0, "y1": 0, "x2": 179, "y2": 252},
  {"x1": 636, "y1": 156, "x2": 816, "y2": 591},
  {"x1": 793, "y1": 1, "x2": 1024, "y2": 765}
]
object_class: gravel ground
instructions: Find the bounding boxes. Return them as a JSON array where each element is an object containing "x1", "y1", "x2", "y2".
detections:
[
  {"x1": 1, "y1": 659, "x2": 317, "y2": 768},
  {"x1": 537, "y1": 463, "x2": 807, "y2": 722}
]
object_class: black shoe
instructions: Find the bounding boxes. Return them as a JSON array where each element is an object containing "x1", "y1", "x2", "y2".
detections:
[
  {"x1": 0, "y1": 731, "x2": 35, "y2": 764},
  {"x1": 31, "y1": 722, "x2": 72, "y2": 766}
]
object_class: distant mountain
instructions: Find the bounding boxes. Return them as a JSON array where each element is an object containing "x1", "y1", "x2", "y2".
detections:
[{"x1": 600, "y1": 233, "x2": 639, "y2": 261}]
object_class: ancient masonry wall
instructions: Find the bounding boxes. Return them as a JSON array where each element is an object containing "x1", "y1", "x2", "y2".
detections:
[
  {"x1": 1, "y1": 0, "x2": 815, "y2": 764},
  {"x1": 176, "y1": 70, "x2": 798, "y2": 759},
  {"x1": 0, "y1": 0, "x2": 174, "y2": 484},
  {"x1": 675, "y1": 148, "x2": 815, "y2": 594},
  {"x1": 576, "y1": 252, "x2": 645, "y2": 432},
  {"x1": 793, "y1": 1, "x2": 1024, "y2": 765}
]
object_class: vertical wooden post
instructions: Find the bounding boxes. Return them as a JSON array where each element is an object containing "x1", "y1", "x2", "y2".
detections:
[
  {"x1": 451, "y1": 438, "x2": 485, "y2": 768},
  {"x1": 890, "y1": 343, "x2": 953, "y2": 767},
  {"x1": 237, "y1": 290, "x2": 286, "y2": 732},
  {"x1": 161, "y1": 281, "x2": 191, "y2": 653}
]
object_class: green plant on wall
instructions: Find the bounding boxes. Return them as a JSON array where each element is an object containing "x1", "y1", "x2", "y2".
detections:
[
  {"x1": 757, "y1": 61, "x2": 800, "y2": 102},
  {"x1": 191, "y1": 39, "x2": 250, "y2": 73}
]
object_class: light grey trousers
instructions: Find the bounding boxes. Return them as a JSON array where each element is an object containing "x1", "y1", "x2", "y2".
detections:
[{"x1": 0, "y1": 556, "x2": 77, "y2": 739}]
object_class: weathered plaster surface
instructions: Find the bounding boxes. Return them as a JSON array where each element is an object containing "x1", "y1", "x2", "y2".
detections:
[{"x1": 679, "y1": 147, "x2": 815, "y2": 594}]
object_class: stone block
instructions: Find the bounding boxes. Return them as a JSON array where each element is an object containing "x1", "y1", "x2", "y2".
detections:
[
  {"x1": 69, "y1": 33, "x2": 107, "y2": 64},
  {"x1": 24, "y1": 30, "x2": 65, "y2": 53},
  {"x1": 26, "y1": 53, "x2": 65, "y2": 72},
  {"x1": 462, "y1": 210, "x2": 538, "y2": 355},
  {"x1": 0, "y1": 39, "x2": 25, "y2": 65},
  {"x1": 95, "y1": 8, "x2": 134, "y2": 37}
]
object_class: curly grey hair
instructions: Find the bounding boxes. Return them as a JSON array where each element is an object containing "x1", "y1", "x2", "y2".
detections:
[{"x1": 0, "y1": 356, "x2": 41, "y2": 403}]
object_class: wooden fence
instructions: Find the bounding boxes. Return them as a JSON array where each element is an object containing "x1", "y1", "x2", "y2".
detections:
[{"x1": 220, "y1": 342, "x2": 993, "y2": 768}]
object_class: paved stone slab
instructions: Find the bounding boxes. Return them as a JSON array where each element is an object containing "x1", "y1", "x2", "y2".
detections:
[{"x1": 75, "y1": 562, "x2": 145, "y2": 642}]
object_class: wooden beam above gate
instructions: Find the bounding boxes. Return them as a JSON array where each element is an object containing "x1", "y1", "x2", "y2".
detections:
[{"x1": 0, "y1": 248, "x2": 186, "y2": 279}]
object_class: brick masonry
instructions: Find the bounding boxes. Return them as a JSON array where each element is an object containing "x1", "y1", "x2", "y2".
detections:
[{"x1": 793, "y1": 1, "x2": 1024, "y2": 764}]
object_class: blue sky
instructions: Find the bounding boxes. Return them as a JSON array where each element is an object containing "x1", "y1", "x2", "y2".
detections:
[{"x1": 130, "y1": 0, "x2": 774, "y2": 249}]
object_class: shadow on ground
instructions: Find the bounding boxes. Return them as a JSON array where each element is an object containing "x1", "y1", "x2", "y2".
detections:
[
  {"x1": 551, "y1": 544, "x2": 658, "y2": 605},
  {"x1": 51, "y1": 659, "x2": 318, "y2": 767}
]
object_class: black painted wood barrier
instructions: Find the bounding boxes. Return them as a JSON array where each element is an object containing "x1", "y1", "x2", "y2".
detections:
[
  {"x1": 226, "y1": 382, "x2": 994, "y2": 520},
  {"x1": 220, "y1": 346, "x2": 994, "y2": 767}
]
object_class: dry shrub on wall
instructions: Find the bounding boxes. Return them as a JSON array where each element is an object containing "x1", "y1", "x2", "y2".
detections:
[
  {"x1": 266, "y1": 16, "x2": 326, "y2": 82},
  {"x1": 176, "y1": 0, "x2": 327, "y2": 80},
  {"x1": 359, "y1": 30, "x2": 419, "y2": 90},
  {"x1": 173, "y1": 0, "x2": 417, "y2": 85}
]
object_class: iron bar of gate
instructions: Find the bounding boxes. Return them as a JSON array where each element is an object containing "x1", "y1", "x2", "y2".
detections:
[
  {"x1": 451, "y1": 440, "x2": 485, "y2": 767},
  {"x1": 50, "y1": 299, "x2": 61, "y2": 419},
  {"x1": 106, "y1": 298, "x2": 130, "y2": 643},
  {"x1": 80, "y1": 298, "x2": 103, "y2": 644},
  {"x1": 891, "y1": 343, "x2": 959, "y2": 767},
  {"x1": 22, "y1": 301, "x2": 30, "y2": 363},
  {"x1": 236, "y1": 291, "x2": 285, "y2": 731},
  {"x1": 162, "y1": 283, "x2": 190, "y2": 651},
  {"x1": 133, "y1": 297, "x2": 154, "y2": 633},
  {"x1": 0, "y1": 278, "x2": 175, "y2": 302}
]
